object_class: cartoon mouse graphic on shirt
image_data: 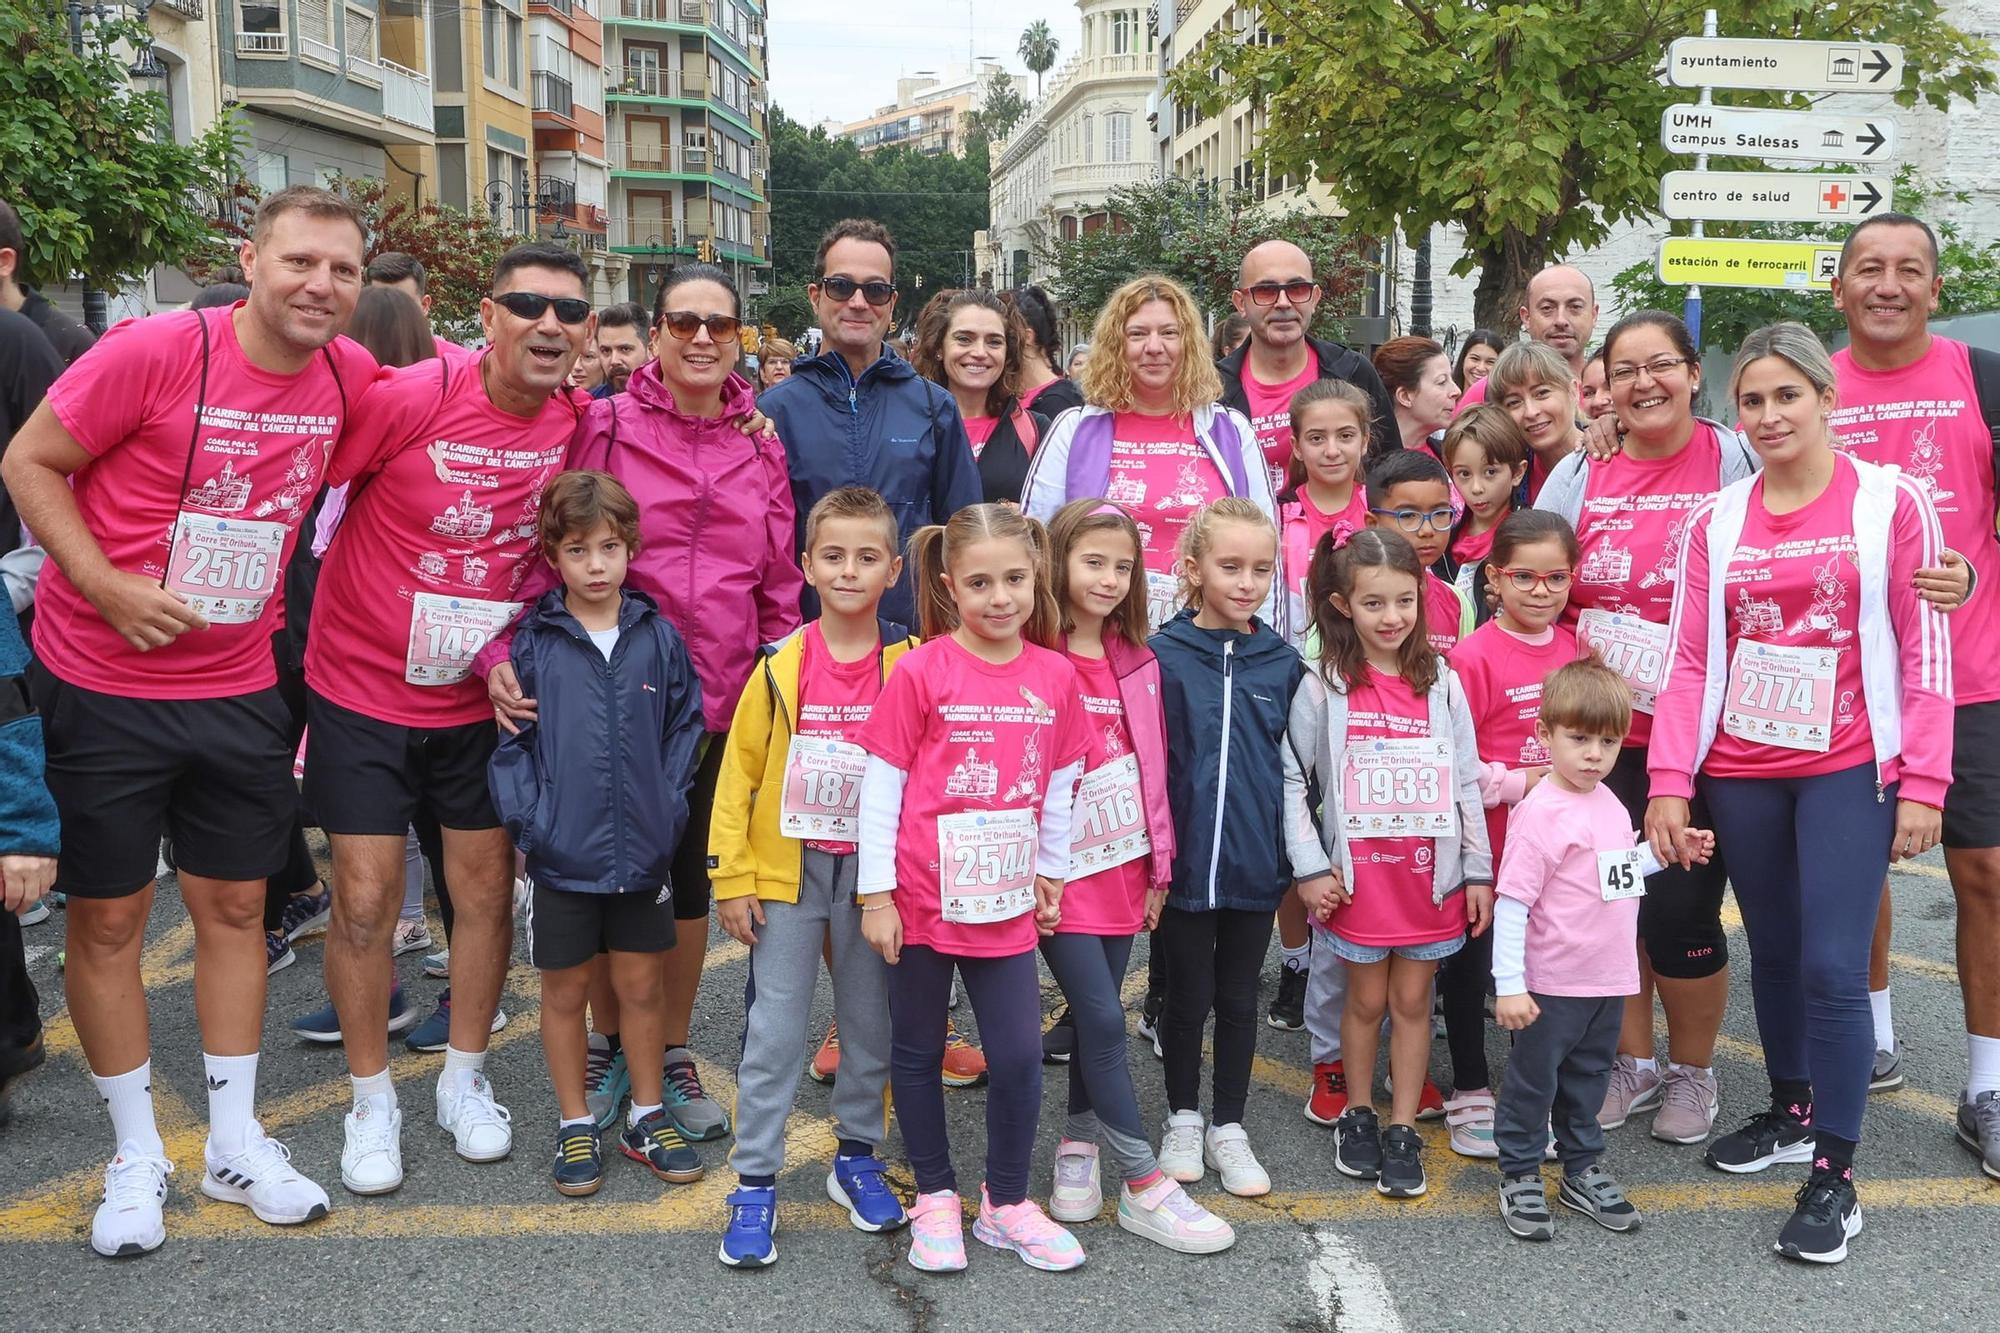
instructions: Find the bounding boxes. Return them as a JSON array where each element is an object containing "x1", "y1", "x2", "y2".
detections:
[
  {"x1": 1636, "y1": 515, "x2": 1689, "y2": 592},
  {"x1": 250, "y1": 438, "x2": 326, "y2": 520},
  {"x1": 1791, "y1": 556, "x2": 1855, "y2": 644},
  {"x1": 1903, "y1": 418, "x2": 1955, "y2": 504}
]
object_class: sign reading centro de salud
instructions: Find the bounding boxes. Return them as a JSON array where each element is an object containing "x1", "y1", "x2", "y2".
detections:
[
  {"x1": 1666, "y1": 37, "x2": 1904, "y2": 92},
  {"x1": 1656, "y1": 238, "x2": 1843, "y2": 291},
  {"x1": 1660, "y1": 170, "x2": 1889, "y2": 222}
]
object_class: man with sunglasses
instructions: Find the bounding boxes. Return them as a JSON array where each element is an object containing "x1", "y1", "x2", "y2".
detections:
[
  {"x1": 302, "y1": 242, "x2": 593, "y2": 1197},
  {"x1": 1218, "y1": 239, "x2": 1398, "y2": 493},
  {"x1": 760, "y1": 218, "x2": 980, "y2": 629}
]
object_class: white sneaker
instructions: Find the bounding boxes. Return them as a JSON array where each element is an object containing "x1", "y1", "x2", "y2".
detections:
[
  {"x1": 90, "y1": 1145, "x2": 172, "y2": 1258},
  {"x1": 1158, "y1": 1110, "x2": 1205, "y2": 1183},
  {"x1": 437, "y1": 1071, "x2": 513, "y2": 1162},
  {"x1": 200, "y1": 1122, "x2": 330, "y2": 1225},
  {"x1": 1118, "y1": 1175, "x2": 1236, "y2": 1254},
  {"x1": 390, "y1": 918, "x2": 433, "y2": 957},
  {"x1": 1203, "y1": 1122, "x2": 1271, "y2": 1197},
  {"x1": 340, "y1": 1095, "x2": 404, "y2": 1195},
  {"x1": 1049, "y1": 1139, "x2": 1102, "y2": 1223}
]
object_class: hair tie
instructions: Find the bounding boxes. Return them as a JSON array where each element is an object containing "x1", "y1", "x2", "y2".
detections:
[{"x1": 1089, "y1": 502, "x2": 1129, "y2": 519}]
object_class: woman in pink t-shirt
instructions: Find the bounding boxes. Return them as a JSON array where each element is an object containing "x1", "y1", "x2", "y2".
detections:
[
  {"x1": 1373, "y1": 336, "x2": 1462, "y2": 462},
  {"x1": 1645, "y1": 322, "x2": 1953, "y2": 1264},
  {"x1": 910, "y1": 290, "x2": 1049, "y2": 506}
]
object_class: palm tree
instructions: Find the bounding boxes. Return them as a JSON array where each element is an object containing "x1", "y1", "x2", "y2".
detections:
[{"x1": 1018, "y1": 20, "x2": 1060, "y2": 98}]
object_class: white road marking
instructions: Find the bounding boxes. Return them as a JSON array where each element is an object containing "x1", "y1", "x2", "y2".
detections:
[{"x1": 1301, "y1": 1223, "x2": 1404, "y2": 1333}]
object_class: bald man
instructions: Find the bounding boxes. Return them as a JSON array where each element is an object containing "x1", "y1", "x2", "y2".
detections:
[{"x1": 1458, "y1": 264, "x2": 1601, "y2": 411}]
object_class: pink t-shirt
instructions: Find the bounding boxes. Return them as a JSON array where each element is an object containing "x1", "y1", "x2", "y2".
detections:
[
  {"x1": 1451, "y1": 521, "x2": 1498, "y2": 565},
  {"x1": 435, "y1": 336, "x2": 476, "y2": 364},
  {"x1": 1449, "y1": 621, "x2": 1580, "y2": 866},
  {"x1": 1325, "y1": 668, "x2": 1461, "y2": 949},
  {"x1": 857, "y1": 635, "x2": 1090, "y2": 958},
  {"x1": 1832, "y1": 337, "x2": 2000, "y2": 705},
  {"x1": 1058, "y1": 649, "x2": 1147, "y2": 936},
  {"x1": 305, "y1": 353, "x2": 580, "y2": 727},
  {"x1": 1282, "y1": 486, "x2": 1367, "y2": 613},
  {"x1": 35, "y1": 306, "x2": 376, "y2": 699},
  {"x1": 797, "y1": 622, "x2": 884, "y2": 856},
  {"x1": 1698, "y1": 461, "x2": 1872, "y2": 781},
  {"x1": 1566, "y1": 421, "x2": 1725, "y2": 747},
  {"x1": 1425, "y1": 572, "x2": 1466, "y2": 655},
  {"x1": 1495, "y1": 778, "x2": 1643, "y2": 997},
  {"x1": 1242, "y1": 361, "x2": 1320, "y2": 494},
  {"x1": 1101, "y1": 411, "x2": 1227, "y2": 576},
  {"x1": 964, "y1": 415, "x2": 999, "y2": 459}
]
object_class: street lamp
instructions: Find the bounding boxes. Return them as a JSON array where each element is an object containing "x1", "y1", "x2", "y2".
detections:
[{"x1": 645, "y1": 232, "x2": 664, "y2": 298}]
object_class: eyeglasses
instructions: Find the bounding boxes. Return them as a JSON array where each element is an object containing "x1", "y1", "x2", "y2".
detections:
[
  {"x1": 658, "y1": 310, "x2": 743, "y2": 342},
  {"x1": 1369, "y1": 506, "x2": 1455, "y2": 534},
  {"x1": 1489, "y1": 566, "x2": 1574, "y2": 594},
  {"x1": 818, "y1": 276, "x2": 897, "y2": 307},
  {"x1": 1240, "y1": 280, "x2": 1317, "y2": 307},
  {"x1": 1607, "y1": 356, "x2": 1691, "y2": 385},
  {"x1": 493, "y1": 292, "x2": 593, "y2": 325}
]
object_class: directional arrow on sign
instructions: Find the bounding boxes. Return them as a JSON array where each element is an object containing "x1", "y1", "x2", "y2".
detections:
[
  {"x1": 1864, "y1": 48, "x2": 1894, "y2": 82},
  {"x1": 1854, "y1": 179, "x2": 1882, "y2": 212},
  {"x1": 1856, "y1": 123, "x2": 1887, "y2": 156}
]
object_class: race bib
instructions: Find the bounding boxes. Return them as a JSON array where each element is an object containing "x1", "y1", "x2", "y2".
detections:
[
  {"x1": 1596, "y1": 847, "x2": 1648, "y2": 901},
  {"x1": 1723, "y1": 640, "x2": 1835, "y2": 753},
  {"x1": 164, "y1": 513, "x2": 287, "y2": 624},
  {"x1": 1145, "y1": 570, "x2": 1181, "y2": 633},
  {"x1": 1069, "y1": 753, "x2": 1150, "y2": 876},
  {"x1": 1341, "y1": 738, "x2": 1454, "y2": 837},
  {"x1": 937, "y1": 808, "x2": 1037, "y2": 924},
  {"x1": 405, "y1": 592, "x2": 522, "y2": 686},
  {"x1": 778, "y1": 737, "x2": 866, "y2": 840},
  {"x1": 1577, "y1": 608, "x2": 1670, "y2": 715}
]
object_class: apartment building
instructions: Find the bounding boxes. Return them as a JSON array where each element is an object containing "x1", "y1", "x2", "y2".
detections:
[
  {"x1": 834, "y1": 62, "x2": 1028, "y2": 159},
  {"x1": 527, "y1": 0, "x2": 619, "y2": 301}
]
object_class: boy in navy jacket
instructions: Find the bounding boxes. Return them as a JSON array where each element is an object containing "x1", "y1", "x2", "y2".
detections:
[{"x1": 488, "y1": 470, "x2": 704, "y2": 1197}]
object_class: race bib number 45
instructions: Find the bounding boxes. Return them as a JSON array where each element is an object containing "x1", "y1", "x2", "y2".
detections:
[
  {"x1": 1341, "y1": 738, "x2": 1454, "y2": 838},
  {"x1": 165, "y1": 514, "x2": 286, "y2": 624},
  {"x1": 937, "y1": 808, "x2": 1037, "y2": 924},
  {"x1": 1723, "y1": 640, "x2": 1835, "y2": 753},
  {"x1": 405, "y1": 593, "x2": 521, "y2": 686},
  {"x1": 1597, "y1": 847, "x2": 1648, "y2": 901}
]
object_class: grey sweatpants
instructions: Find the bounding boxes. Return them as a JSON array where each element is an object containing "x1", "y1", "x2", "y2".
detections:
[
  {"x1": 728, "y1": 850, "x2": 892, "y2": 1182},
  {"x1": 1493, "y1": 992, "x2": 1622, "y2": 1178}
]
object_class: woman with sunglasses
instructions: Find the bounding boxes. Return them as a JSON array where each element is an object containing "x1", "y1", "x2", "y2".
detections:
[
  {"x1": 480, "y1": 262, "x2": 803, "y2": 1148},
  {"x1": 910, "y1": 290, "x2": 1049, "y2": 506}
]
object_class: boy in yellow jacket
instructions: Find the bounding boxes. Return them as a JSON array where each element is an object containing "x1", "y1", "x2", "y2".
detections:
[{"x1": 710, "y1": 487, "x2": 915, "y2": 1268}]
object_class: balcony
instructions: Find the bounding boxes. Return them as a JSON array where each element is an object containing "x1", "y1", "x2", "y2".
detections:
[
  {"x1": 607, "y1": 140, "x2": 714, "y2": 175},
  {"x1": 381, "y1": 59, "x2": 434, "y2": 131},
  {"x1": 530, "y1": 0, "x2": 573, "y2": 13},
  {"x1": 610, "y1": 65, "x2": 706, "y2": 100},
  {"x1": 153, "y1": 0, "x2": 204, "y2": 18},
  {"x1": 608, "y1": 0, "x2": 708, "y2": 25},
  {"x1": 345, "y1": 53, "x2": 383, "y2": 85},
  {"x1": 236, "y1": 31, "x2": 286, "y2": 55},
  {"x1": 532, "y1": 71, "x2": 574, "y2": 117},
  {"x1": 300, "y1": 33, "x2": 339, "y2": 67},
  {"x1": 609, "y1": 216, "x2": 712, "y2": 251}
]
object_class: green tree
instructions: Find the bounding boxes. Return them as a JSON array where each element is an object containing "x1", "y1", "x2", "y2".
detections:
[
  {"x1": 968, "y1": 67, "x2": 1029, "y2": 144},
  {"x1": 0, "y1": 1, "x2": 237, "y2": 289},
  {"x1": 1018, "y1": 19, "x2": 1061, "y2": 98},
  {"x1": 1172, "y1": 0, "x2": 1995, "y2": 336}
]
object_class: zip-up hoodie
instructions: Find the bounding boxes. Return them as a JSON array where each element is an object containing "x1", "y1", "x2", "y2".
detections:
[
  {"x1": 1280, "y1": 664, "x2": 1493, "y2": 907},
  {"x1": 0, "y1": 596, "x2": 57, "y2": 859},
  {"x1": 1149, "y1": 608, "x2": 1307, "y2": 913},
  {"x1": 488, "y1": 588, "x2": 705, "y2": 895},
  {"x1": 709, "y1": 619, "x2": 916, "y2": 904},
  {"x1": 1215, "y1": 334, "x2": 1398, "y2": 456},
  {"x1": 474, "y1": 363, "x2": 802, "y2": 732},
  {"x1": 1649, "y1": 453, "x2": 1954, "y2": 808},
  {"x1": 1068, "y1": 632, "x2": 1178, "y2": 892}
]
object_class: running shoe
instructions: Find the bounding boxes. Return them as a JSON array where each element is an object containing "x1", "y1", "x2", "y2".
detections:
[
  {"x1": 291, "y1": 988, "x2": 417, "y2": 1043},
  {"x1": 1557, "y1": 1163, "x2": 1641, "y2": 1232},
  {"x1": 0, "y1": 1032, "x2": 44, "y2": 1129},
  {"x1": 1305, "y1": 1061, "x2": 1349, "y2": 1126},
  {"x1": 1775, "y1": 1161, "x2": 1862, "y2": 1264},
  {"x1": 1705, "y1": 1104, "x2": 1815, "y2": 1174},
  {"x1": 663, "y1": 1050, "x2": 731, "y2": 1141},
  {"x1": 1049, "y1": 1140, "x2": 1102, "y2": 1223},
  {"x1": 1268, "y1": 961, "x2": 1307, "y2": 1031},
  {"x1": 1117, "y1": 1175, "x2": 1235, "y2": 1254},
  {"x1": 200, "y1": 1122, "x2": 330, "y2": 1225},
  {"x1": 422, "y1": 949, "x2": 450, "y2": 979},
  {"x1": 942, "y1": 1021, "x2": 988, "y2": 1088},
  {"x1": 906, "y1": 1189, "x2": 967, "y2": 1272},
  {"x1": 1869, "y1": 1042, "x2": 1906, "y2": 1093},
  {"x1": 1137, "y1": 980, "x2": 1164, "y2": 1058},
  {"x1": 404, "y1": 990, "x2": 509, "y2": 1053},
  {"x1": 266, "y1": 932, "x2": 296, "y2": 977},
  {"x1": 278, "y1": 886, "x2": 331, "y2": 942},
  {"x1": 972, "y1": 1185, "x2": 1085, "y2": 1271},
  {"x1": 1957, "y1": 1089, "x2": 2000, "y2": 1180},
  {"x1": 390, "y1": 918, "x2": 433, "y2": 957},
  {"x1": 1042, "y1": 1007, "x2": 1076, "y2": 1064},
  {"x1": 585, "y1": 1040, "x2": 629, "y2": 1132},
  {"x1": 1385, "y1": 1071, "x2": 1447, "y2": 1121},
  {"x1": 1599, "y1": 1054, "x2": 1664, "y2": 1128},
  {"x1": 1445, "y1": 1089, "x2": 1498, "y2": 1159},
  {"x1": 340, "y1": 1094, "x2": 403, "y2": 1195},
  {"x1": 1204, "y1": 1121, "x2": 1270, "y2": 1197},
  {"x1": 1650, "y1": 1065, "x2": 1719, "y2": 1144},
  {"x1": 719, "y1": 1185, "x2": 777, "y2": 1267},
  {"x1": 828, "y1": 1152, "x2": 907, "y2": 1231},
  {"x1": 1499, "y1": 1173, "x2": 1553, "y2": 1241},
  {"x1": 18, "y1": 899, "x2": 49, "y2": 926},
  {"x1": 1376, "y1": 1124, "x2": 1427, "y2": 1198},
  {"x1": 91, "y1": 1145, "x2": 172, "y2": 1258},
  {"x1": 1333, "y1": 1106, "x2": 1384, "y2": 1180},
  {"x1": 436, "y1": 1071, "x2": 513, "y2": 1163},
  {"x1": 551, "y1": 1123, "x2": 603, "y2": 1197},
  {"x1": 809, "y1": 1021, "x2": 841, "y2": 1083},
  {"x1": 1158, "y1": 1110, "x2": 1205, "y2": 1183},
  {"x1": 621, "y1": 1107, "x2": 704, "y2": 1183}
]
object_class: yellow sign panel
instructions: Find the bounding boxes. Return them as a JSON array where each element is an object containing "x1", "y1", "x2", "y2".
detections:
[{"x1": 1656, "y1": 237, "x2": 1844, "y2": 291}]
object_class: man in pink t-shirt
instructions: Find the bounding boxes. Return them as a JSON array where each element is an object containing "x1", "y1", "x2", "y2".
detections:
[
  {"x1": 303, "y1": 243, "x2": 593, "y2": 1194},
  {"x1": 0, "y1": 187, "x2": 378, "y2": 1256},
  {"x1": 1828, "y1": 214, "x2": 2000, "y2": 1174}
]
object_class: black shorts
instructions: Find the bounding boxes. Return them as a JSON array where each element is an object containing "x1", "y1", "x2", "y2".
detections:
[
  {"x1": 27, "y1": 661, "x2": 296, "y2": 897},
  {"x1": 303, "y1": 689, "x2": 500, "y2": 836},
  {"x1": 1944, "y1": 699, "x2": 2000, "y2": 849},
  {"x1": 672, "y1": 736, "x2": 725, "y2": 921},
  {"x1": 526, "y1": 881, "x2": 677, "y2": 970}
]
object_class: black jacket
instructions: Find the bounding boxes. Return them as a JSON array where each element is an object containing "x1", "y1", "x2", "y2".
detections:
[
  {"x1": 0, "y1": 308, "x2": 61, "y2": 561},
  {"x1": 18, "y1": 289, "x2": 95, "y2": 366},
  {"x1": 977, "y1": 399, "x2": 1049, "y2": 505},
  {"x1": 1217, "y1": 335, "x2": 1397, "y2": 457},
  {"x1": 1024, "y1": 375, "x2": 1084, "y2": 420}
]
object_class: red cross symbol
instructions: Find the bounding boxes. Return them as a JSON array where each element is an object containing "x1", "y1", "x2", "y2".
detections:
[{"x1": 1822, "y1": 183, "x2": 1849, "y2": 211}]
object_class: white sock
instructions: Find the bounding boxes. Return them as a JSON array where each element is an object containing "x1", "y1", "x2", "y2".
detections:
[
  {"x1": 1669, "y1": 1062, "x2": 1710, "y2": 1078},
  {"x1": 559, "y1": 1115, "x2": 594, "y2": 1130},
  {"x1": 1969, "y1": 1034, "x2": 2000, "y2": 1098},
  {"x1": 350, "y1": 1069, "x2": 396, "y2": 1108},
  {"x1": 203, "y1": 1052, "x2": 259, "y2": 1155},
  {"x1": 628, "y1": 1101, "x2": 663, "y2": 1128},
  {"x1": 1632, "y1": 1057, "x2": 1659, "y2": 1075},
  {"x1": 1281, "y1": 941, "x2": 1310, "y2": 972},
  {"x1": 440, "y1": 1044, "x2": 486, "y2": 1095},
  {"x1": 1869, "y1": 988, "x2": 1895, "y2": 1052},
  {"x1": 93, "y1": 1061, "x2": 164, "y2": 1157}
]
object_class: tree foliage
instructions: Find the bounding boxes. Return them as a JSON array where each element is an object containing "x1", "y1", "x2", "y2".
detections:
[
  {"x1": 0, "y1": 0, "x2": 237, "y2": 288},
  {"x1": 1018, "y1": 19, "x2": 1061, "y2": 98},
  {"x1": 1040, "y1": 178, "x2": 1373, "y2": 339},
  {"x1": 1173, "y1": 0, "x2": 1995, "y2": 335},
  {"x1": 967, "y1": 67, "x2": 1028, "y2": 145}
]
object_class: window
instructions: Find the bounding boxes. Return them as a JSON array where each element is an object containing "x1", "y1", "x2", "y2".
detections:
[
  {"x1": 238, "y1": 0, "x2": 282, "y2": 38},
  {"x1": 439, "y1": 144, "x2": 468, "y2": 211},
  {"x1": 255, "y1": 152, "x2": 290, "y2": 194},
  {"x1": 482, "y1": 2, "x2": 498, "y2": 78},
  {"x1": 1106, "y1": 111, "x2": 1131, "y2": 163},
  {"x1": 1081, "y1": 113, "x2": 1093, "y2": 164},
  {"x1": 1110, "y1": 8, "x2": 1133, "y2": 55},
  {"x1": 344, "y1": 6, "x2": 376, "y2": 61},
  {"x1": 432, "y1": 1, "x2": 462, "y2": 92},
  {"x1": 298, "y1": 0, "x2": 334, "y2": 61},
  {"x1": 482, "y1": 0, "x2": 521, "y2": 89}
]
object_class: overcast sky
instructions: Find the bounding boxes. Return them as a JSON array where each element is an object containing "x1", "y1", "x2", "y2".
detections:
[{"x1": 766, "y1": 1, "x2": 1085, "y2": 126}]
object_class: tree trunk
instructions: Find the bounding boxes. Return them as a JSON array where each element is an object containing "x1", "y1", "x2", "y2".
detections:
[{"x1": 1469, "y1": 226, "x2": 1553, "y2": 340}]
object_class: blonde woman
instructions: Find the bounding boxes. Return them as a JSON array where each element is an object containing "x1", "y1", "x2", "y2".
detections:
[{"x1": 1023, "y1": 274, "x2": 1279, "y2": 635}]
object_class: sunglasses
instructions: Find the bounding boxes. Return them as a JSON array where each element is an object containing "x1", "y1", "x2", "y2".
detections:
[
  {"x1": 658, "y1": 310, "x2": 742, "y2": 342},
  {"x1": 1489, "y1": 567, "x2": 1574, "y2": 594},
  {"x1": 818, "y1": 275, "x2": 897, "y2": 307},
  {"x1": 494, "y1": 292, "x2": 592, "y2": 325},
  {"x1": 1240, "y1": 280, "x2": 1317, "y2": 306}
]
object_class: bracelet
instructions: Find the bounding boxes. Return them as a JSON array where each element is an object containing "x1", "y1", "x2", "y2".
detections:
[{"x1": 859, "y1": 899, "x2": 897, "y2": 913}]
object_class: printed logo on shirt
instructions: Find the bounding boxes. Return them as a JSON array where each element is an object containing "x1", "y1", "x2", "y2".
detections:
[
  {"x1": 1791, "y1": 553, "x2": 1855, "y2": 643},
  {"x1": 1157, "y1": 463, "x2": 1210, "y2": 511},
  {"x1": 1733, "y1": 588, "x2": 1785, "y2": 636},
  {"x1": 946, "y1": 748, "x2": 1000, "y2": 798},
  {"x1": 1003, "y1": 728, "x2": 1046, "y2": 803},
  {"x1": 185, "y1": 458, "x2": 253, "y2": 513},
  {"x1": 1579, "y1": 543, "x2": 1633, "y2": 585},
  {"x1": 1637, "y1": 515, "x2": 1691, "y2": 592},
  {"x1": 1106, "y1": 477, "x2": 1147, "y2": 507}
]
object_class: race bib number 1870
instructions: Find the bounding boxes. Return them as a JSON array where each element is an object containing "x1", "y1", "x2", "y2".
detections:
[{"x1": 778, "y1": 737, "x2": 866, "y2": 840}]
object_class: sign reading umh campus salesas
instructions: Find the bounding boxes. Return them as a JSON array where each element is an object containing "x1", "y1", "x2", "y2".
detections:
[{"x1": 1659, "y1": 105, "x2": 1894, "y2": 163}]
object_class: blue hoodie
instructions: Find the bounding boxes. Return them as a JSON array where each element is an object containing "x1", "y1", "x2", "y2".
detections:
[
  {"x1": 0, "y1": 597, "x2": 56, "y2": 859},
  {"x1": 488, "y1": 588, "x2": 704, "y2": 896},
  {"x1": 1149, "y1": 608, "x2": 1308, "y2": 914},
  {"x1": 760, "y1": 345, "x2": 982, "y2": 628}
]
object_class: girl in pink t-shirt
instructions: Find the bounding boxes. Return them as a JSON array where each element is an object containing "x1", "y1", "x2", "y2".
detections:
[
  {"x1": 1036, "y1": 500, "x2": 1233, "y2": 1254},
  {"x1": 854, "y1": 503, "x2": 1090, "y2": 1275},
  {"x1": 1280, "y1": 380, "x2": 1373, "y2": 650}
]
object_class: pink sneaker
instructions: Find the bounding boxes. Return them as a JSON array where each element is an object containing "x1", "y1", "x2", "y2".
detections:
[
  {"x1": 1117, "y1": 1174, "x2": 1236, "y2": 1253},
  {"x1": 972, "y1": 1184, "x2": 1086, "y2": 1271},
  {"x1": 906, "y1": 1190, "x2": 967, "y2": 1272}
]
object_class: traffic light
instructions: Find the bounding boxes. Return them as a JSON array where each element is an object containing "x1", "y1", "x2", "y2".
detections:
[{"x1": 698, "y1": 239, "x2": 716, "y2": 263}]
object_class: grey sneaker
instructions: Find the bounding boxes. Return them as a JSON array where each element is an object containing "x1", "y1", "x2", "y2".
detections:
[
  {"x1": 663, "y1": 1051, "x2": 731, "y2": 1142},
  {"x1": 1651, "y1": 1065, "x2": 1719, "y2": 1145},
  {"x1": 1599, "y1": 1055, "x2": 1665, "y2": 1129},
  {"x1": 1558, "y1": 1163, "x2": 1642, "y2": 1233},
  {"x1": 1869, "y1": 1042, "x2": 1906, "y2": 1093},
  {"x1": 1957, "y1": 1090, "x2": 2000, "y2": 1181},
  {"x1": 1499, "y1": 1173, "x2": 1553, "y2": 1241}
]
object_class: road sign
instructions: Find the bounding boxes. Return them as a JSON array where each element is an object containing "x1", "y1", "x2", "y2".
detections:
[
  {"x1": 1656, "y1": 237, "x2": 1843, "y2": 291},
  {"x1": 1660, "y1": 105, "x2": 1895, "y2": 163},
  {"x1": 1660, "y1": 171, "x2": 1889, "y2": 222},
  {"x1": 1667, "y1": 37, "x2": 1903, "y2": 92}
]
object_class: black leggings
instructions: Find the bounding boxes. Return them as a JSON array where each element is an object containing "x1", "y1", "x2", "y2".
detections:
[
  {"x1": 1439, "y1": 926, "x2": 1494, "y2": 1091},
  {"x1": 1156, "y1": 904, "x2": 1275, "y2": 1127},
  {"x1": 1602, "y1": 742, "x2": 1729, "y2": 980}
]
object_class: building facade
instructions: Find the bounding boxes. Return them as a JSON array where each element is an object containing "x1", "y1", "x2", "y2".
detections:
[
  {"x1": 528, "y1": 0, "x2": 620, "y2": 303},
  {"x1": 834, "y1": 62, "x2": 1027, "y2": 159}
]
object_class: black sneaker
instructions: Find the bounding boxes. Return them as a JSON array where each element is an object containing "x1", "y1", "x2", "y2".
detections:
[
  {"x1": 551, "y1": 1123, "x2": 602, "y2": 1197},
  {"x1": 1333, "y1": 1106, "x2": 1383, "y2": 1180},
  {"x1": 1268, "y1": 963, "x2": 1307, "y2": 1031},
  {"x1": 1705, "y1": 1105, "x2": 1815, "y2": 1174},
  {"x1": 1376, "y1": 1124, "x2": 1427, "y2": 1197},
  {"x1": 1137, "y1": 980, "x2": 1165, "y2": 1060},
  {"x1": 1499, "y1": 1173, "x2": 1553, "y2": 1241},
  {"x1": 1775, "y1": 1164, "x2": 1862, "y2": 1264},
  {"x1": 1042, "y1": 1007, "x2": 1075, "y2": 1064},
  {"x1": 1557, "y1": 1163, "x2": 1641, "y2": 1232}
]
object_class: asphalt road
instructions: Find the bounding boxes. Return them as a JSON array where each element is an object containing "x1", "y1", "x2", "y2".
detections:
[{"x1": 3, "y1": 849, "x2": 1995, "y2": 1332}]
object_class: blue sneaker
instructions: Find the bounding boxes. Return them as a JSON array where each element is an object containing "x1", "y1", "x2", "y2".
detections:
[
  {"x1": 404, "y1": 989, "x2": 508, "y2": 1053},
  {"x1": 718, "y1": 1185, "x2": 778, "y2": 1268},
  {"x1": 278, "y1": 885, "x2": 331, "y2": 942},
  {"x1": 619, "y1": 1107, "x2": 703, "y2": 1184},
  {"x1": 663, "y1": 1051, "x2": 731, "y2": 1142},
  {"x1": 586, "y1": 1042, "x2": 629, "y2": 1132},
  {"x1": 827, "y1": 1152, "x2": 908, "y2": 1232},
  {"x1": 292, "y1": 987, "x2": 416, "y2": 1043},
  {"x1": 551, "y1": 1123, "x2": 602, "y2": 1197}
]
